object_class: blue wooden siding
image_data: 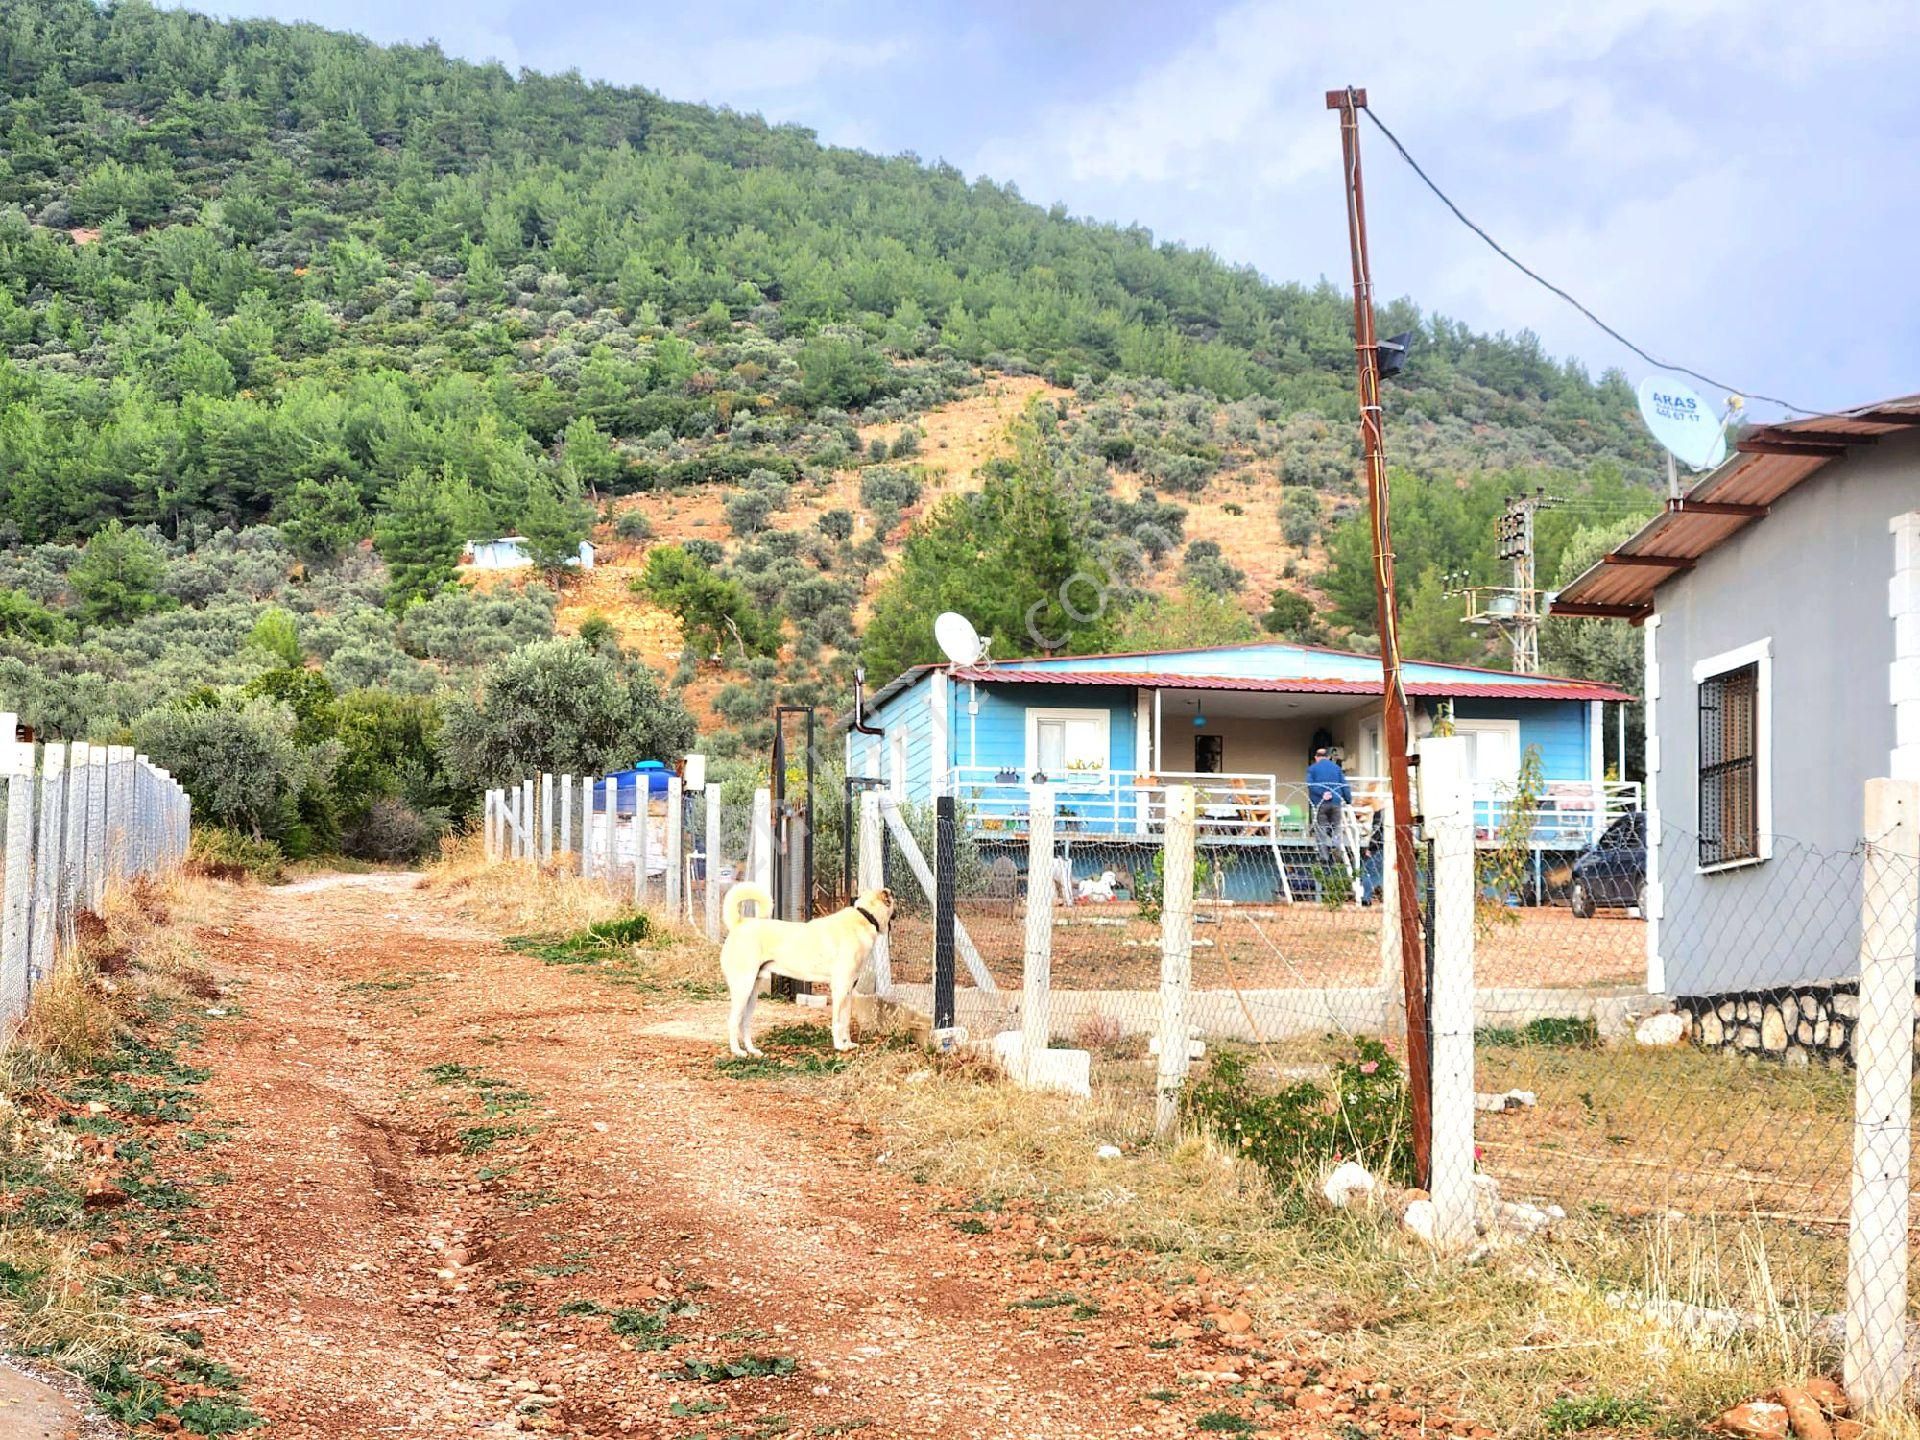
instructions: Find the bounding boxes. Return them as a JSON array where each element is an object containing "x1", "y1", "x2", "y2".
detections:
[
  {"x1": 1448, "y1": 698, "x2": 1592, "y2": 782},
  {"x1": 952, "y1": 681, "x2": 1136, "y2": 775},
  {"x1": 852, "y1": 674, "x2": 937, "y2": 795}
]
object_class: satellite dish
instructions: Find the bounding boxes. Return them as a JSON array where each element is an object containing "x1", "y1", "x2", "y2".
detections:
[
  {"x1": 934, "y1": 612, "x2": 984, "y2": 668},
  {"x1": 1636, "y1": 375, "x2": 1729, "y2": 473}
]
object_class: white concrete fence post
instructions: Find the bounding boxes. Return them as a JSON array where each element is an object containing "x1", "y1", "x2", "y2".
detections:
[
  {"x1": 86, "y1": 744, "x2": 107, "y2": 909},
  {"x1": 1421, "y1": 734, "x2": 1477, "y2": 1254},
  {"x1": 559, "y1": 774, "x2": 573, "y2": 860},
  {"x1": 540, "y1": 772, "x2": 555, "y2": 862},
  {"x1": 29, "y1": 742, "x2": 66, "y2": 989},
  {"x1": 484, "y1": 789, "x2": 500, "y2": 862},
  {"x1": 108, "y1": 744, "x2": 133, "y2": 887},
  {"x1": 1155, "y1": 784, "x2": 1197, "y2": 1141},
  {"x1": 856, "y1": 789, "x2": 887, "y2": 994},
  {"x1": 750, "y1": 787, "x2": 774, "y2": 898},
  {"x1": 62, "y1": 742, "x2": 90, "y2": 921},
  {"x1": 638, "y1": 784, "x2": 655, "y2": 908},
  {"x1": 600, "y1": 777, "x2": 617, "y2": 897},
  {"x1": 520, "y1": 777, "x2": 534, "y2": 862},
  {"x1": 1845, "y1": 777, "x2": 1920, "y2": 1414},
  {"x1": 1, "y1": 717, "x2": 34, "y2": 1026},
  {"x1": 704, "y1": 785, "x2": 725, "y2": 942},
  {"x1": 1022, "y1": 783, "x2": 1056, "y2": 1083},
  {"x1": 666, "y1": 777, "x2": 684, "y2": 920}
]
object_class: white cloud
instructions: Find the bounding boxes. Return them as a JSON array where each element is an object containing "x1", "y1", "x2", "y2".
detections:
[{"x1": 971, "y1": 0, "x2": 1920, "y2": 412}]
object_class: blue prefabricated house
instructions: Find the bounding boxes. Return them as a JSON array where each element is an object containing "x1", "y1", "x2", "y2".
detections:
[{"x1": 847, "y1": 641, "x2": 1635, "y2": 899}]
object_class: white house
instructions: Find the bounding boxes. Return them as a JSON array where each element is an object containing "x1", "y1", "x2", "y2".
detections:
[{"x1": 463, "y1": 537, "x2": 596, "y2": 570}]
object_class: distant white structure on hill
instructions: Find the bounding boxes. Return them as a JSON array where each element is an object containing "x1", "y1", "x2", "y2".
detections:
[{"x1": 463, "y1": 537, "x2": 596, "y2": 570}]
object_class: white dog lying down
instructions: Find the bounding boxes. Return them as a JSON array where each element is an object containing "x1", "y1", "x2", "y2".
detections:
[
  {"x1": 1049, "y1": 861, "x2": 1122, "y2": 905},
  {"x1": 720, "y1": 883, "x2": 894, "y2": 1057}
]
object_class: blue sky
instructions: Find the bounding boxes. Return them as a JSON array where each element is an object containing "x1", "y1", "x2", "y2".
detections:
[{"x1": 171, "y1": 0, "x2": 1920, "y2": 419}]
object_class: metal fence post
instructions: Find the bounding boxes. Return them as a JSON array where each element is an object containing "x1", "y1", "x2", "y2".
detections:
[
  {"x1": 1, "y1": 718, "x2": 34, "y2": 1025},
  {"x1": 1155, "y1": 785, "x2": 1196, "y2": 1140},
  {"x1": 666, "y1": 777, "x2": 684, "y2": 919},
  {"x1": 1421, "y1": 735, "x2": 1476, "y2": 1252},
  {"x1": 1845, "y1": 777, "x2": 1920, "y2": 1413},
  {"x1": 934, "y1": 795, "x2": 956, "y2": 1032},
  {"x1": 29, "y1": 742, "x2": 66, "y2": 990},
  {"x1": 704, "y1": 785, "x2": 724, "y2": 942},
  {"x1": 857, "y1": 790, "x2": 887, "y2": 994},
  {"x1": 1022, "y1": 782, "x2": 1056, "y2": 1083}
]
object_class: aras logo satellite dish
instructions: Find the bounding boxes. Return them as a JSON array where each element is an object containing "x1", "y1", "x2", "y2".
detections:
[{"x1": 1636, "y1": 375, "x2": 1729, "y2": 472}]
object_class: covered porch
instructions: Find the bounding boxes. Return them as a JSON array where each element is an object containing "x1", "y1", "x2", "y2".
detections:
[{"x1": 946, "y1": 680, "x2": 1638, "y2": 856}]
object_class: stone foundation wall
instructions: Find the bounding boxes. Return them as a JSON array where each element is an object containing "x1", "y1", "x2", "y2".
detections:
[{"x1": 1675, "y1": 984, "x2": 1858, "y2": 1067}]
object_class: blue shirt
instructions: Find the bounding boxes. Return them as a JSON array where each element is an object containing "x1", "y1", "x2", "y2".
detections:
[{"x1": 1306, "y1": 758, "x2": 1351, "y2": 808}]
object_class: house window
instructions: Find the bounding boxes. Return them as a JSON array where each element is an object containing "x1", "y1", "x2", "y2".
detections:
[
  {"x1": 1028, "y1": 708, "x2": 1109, "y2": 784},
  {"x1": 1697, "y1": 664, "x2": 1759, "y2": 865},
  {"x1": 1693, "y1": 638, "x2": 1771, "y2": 870}
]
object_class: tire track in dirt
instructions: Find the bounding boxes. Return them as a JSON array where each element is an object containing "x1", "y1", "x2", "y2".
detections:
[{"x1": 171, "y1": 875, "x2": 1304, "y2": 1439}]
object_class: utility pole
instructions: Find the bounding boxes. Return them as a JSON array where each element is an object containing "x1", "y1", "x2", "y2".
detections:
[{"x1": 1327, "y1": 85, "x2": 1430, "y2": 1186}]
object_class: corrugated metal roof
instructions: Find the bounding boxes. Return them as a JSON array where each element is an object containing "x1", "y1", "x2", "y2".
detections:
[
  {"x1": 951, "y1": 667, "x2": 1633, "y2": 703},
  {"x1": 1552, "y1": 393, "x2": 1920, "y2": 618}
]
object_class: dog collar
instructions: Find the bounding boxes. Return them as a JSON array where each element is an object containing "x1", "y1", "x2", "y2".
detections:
[{"x1": 854, "y1": 904, "x2": 883, "y2": 932}]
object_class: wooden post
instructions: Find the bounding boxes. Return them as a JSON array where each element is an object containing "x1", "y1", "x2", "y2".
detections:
[
  {"x1": 1421, "y1": 736, "x2": 1476, "y2": 1252},
  {"x1": 704, "y1": 785, "x2": 724, "y2": 942},
  {"x1": 666, "y1": 777, "x2": 684, "y2": 919},
  {"x1": 1022, "y1": 783, "x2": 1056, "y2": 1082},
  {"x1": 857, "y1": 790, "x2": 888, "y2": 994},
  {"x1": 1155, "y1": 785, "x2": 1196, "y2": 1140},
  {"x1": 1845, "y1": 777, "x2": 1920, "y2": 1414},
  {"x1": 1, "y1": 718, "x2": 34, "y2": 1024},
  {"x1": 30, "y1": 743, "x2": 66, "y2": 989},
  {"x1": 540, "y1": 772, "x2": 555, "y2": 862}
]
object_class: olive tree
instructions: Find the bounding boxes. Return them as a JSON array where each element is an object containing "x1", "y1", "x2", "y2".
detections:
[{"x1": 438, "y1": 638, "x2": 697, "y2": 792}]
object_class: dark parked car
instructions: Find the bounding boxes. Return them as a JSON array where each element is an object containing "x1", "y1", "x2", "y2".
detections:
[{"x1": 1569, "y1": 811, "x2": 1647, "y2": 919}]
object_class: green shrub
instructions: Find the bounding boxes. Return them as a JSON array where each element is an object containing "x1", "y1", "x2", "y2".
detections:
[
  {"x1": 187, "y1": 827, "x2": 287, "y2": 884},
  {"x1": 1181, "y1": 1039, "x2": 1411, "y2": 1186}
]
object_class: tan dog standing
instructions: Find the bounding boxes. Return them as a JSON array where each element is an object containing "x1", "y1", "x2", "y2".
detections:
[{"x1": 720, "y1": 884, "x2": 893, "y2": 1057}]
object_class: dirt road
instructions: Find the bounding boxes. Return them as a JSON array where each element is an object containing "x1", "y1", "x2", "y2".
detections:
[{"x1": 167, "y1": 875, "x2": 1308, "y2": 1439}]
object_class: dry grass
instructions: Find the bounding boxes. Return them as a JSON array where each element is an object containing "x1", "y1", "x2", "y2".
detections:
[
  {"x1": 827, "y1": 1044, "x2": 1837, "y2": 1435},
  {"x1": 5, "y1": 873, "x2": 224, "y2": 1088},
  {"x1": 421, "y1": 833, "x2": 632, "y2": 935}
]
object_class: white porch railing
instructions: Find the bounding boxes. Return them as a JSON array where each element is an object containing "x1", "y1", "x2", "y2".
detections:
[{"x1": 945, "y1": 766, "x2": 1642, "y2": 852}]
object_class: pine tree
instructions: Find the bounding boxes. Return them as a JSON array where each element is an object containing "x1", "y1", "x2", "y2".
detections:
[{"x1": 374, "y1": 471, "x2": 461, "y2": 611}]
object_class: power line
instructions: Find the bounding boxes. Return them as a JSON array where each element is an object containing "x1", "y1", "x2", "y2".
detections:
[{"x1": 1359, "y1": 104, "x2": 1825, "y2": 418}]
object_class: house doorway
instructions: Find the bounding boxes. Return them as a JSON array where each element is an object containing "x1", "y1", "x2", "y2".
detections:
[{"x1": 1193, "y1": 734, "x2": 1224, "y2": 774}]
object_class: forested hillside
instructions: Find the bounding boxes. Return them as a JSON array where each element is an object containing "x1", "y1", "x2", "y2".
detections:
[{"x1": 0, "y1": 0, "x2": 1661, "y2": 862}]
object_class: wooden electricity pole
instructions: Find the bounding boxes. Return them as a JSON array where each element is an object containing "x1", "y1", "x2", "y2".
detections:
[{"x1": 1327, "y1": 85, "x2": 1431, "y2": 1185}]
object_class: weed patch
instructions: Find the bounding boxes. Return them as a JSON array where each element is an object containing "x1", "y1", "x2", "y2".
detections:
[{"x1": 680, "y1": 1353, "x2": 799, "y2": 1383}]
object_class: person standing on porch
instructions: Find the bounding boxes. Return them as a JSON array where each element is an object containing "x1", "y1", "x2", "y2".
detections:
[{"x1": 1307, "y1": 746, "x2": 1350, "y2": 864}]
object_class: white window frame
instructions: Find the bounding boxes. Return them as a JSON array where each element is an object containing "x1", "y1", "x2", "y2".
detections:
[
  {"x1": 1691, "y1": 636, "x2": 1772, "y2": 875},
  {"x1": 888, "y1": 730, "x2": 908, "y2": 799},
  {"x1": 1025, "y1": 707, "x2": 1111, "y2": 786},
  {"x1": 1451, "y1": 718, "x2": 1521, "y2": 784}
]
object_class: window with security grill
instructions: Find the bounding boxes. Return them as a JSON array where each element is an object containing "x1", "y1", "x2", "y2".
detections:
[{"x1": 1698, "y1": 661, "x2": 1760, "y2": 866}]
